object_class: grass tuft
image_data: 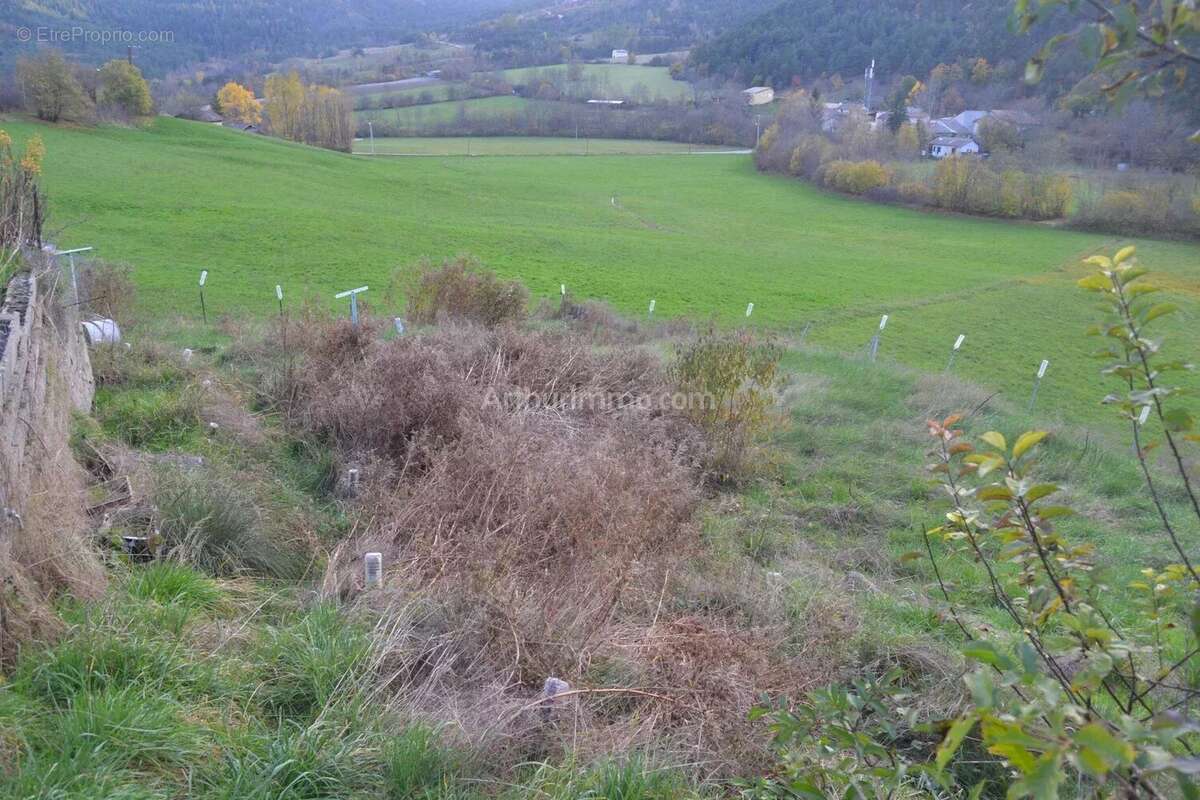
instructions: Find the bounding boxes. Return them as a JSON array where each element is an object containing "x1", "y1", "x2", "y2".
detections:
[
  {"x1": 256, "y1": 604, "x2": 371, "y2": 719},
  {"x1": 152, "y1": 467, "x2": 297, "y2": 578},
  {"x1": 14, "y1": 631, "x2": 199, "y2": 707},
  {"x1": 125, "y1": 562, "x2": 223, "y2": 612},
  {"x1": 383, "y1": 724, "x2": 463, "y2": 799}
]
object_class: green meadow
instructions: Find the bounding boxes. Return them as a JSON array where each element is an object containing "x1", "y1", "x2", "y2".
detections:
[
  {"x1": 499, "y1": 63, "x2": 690, "y2": 101},
  {"x1": 354, "y1": 95, "x2": 542, "y2": 128},
  {"x1": 352, "y1": 135, "x2": 742, "y2": 155},
  {"x1": 7, "y1": 115, "x2": 1199, "y2": 426}
]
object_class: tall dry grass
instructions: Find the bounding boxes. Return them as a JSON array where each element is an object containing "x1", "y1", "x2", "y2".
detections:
[{"x1": 231, "y1": 295, "x2": 842, "y2": 776}]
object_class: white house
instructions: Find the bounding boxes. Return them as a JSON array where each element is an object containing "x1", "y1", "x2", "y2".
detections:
[
  {"x1": 742, "y1": 86, "x2": 775, "y2": 106},
  {"x1": 929, "y1": 136, "x2": 981, "y2": 158},
  {"x1": 611, "y1": 49, "x2": 630, "y2": 63}
]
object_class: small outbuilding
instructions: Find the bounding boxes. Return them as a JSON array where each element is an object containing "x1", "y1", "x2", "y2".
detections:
[
  {"x1": 742, "y1": 86, "x2": 775, "y2": 106},
  {"x1": 611, "y1": 49, "x2": 630, "y2": 63}
]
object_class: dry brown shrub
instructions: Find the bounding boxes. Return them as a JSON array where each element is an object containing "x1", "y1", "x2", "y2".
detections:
[
  {"x1": 258, "y1": 305, "x2": 821, "y2": 774},
  {"x1": 398, "y1": 256, "x2": 528, "y2": 327},
  {"x1": 74, "y1": 259, "x2": 137, "y2": 326},
  {"x1": 283, "y1": 319, "x2": 702, "y2": 468}
]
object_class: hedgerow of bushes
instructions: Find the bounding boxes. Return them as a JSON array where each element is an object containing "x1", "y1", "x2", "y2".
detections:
[{"x1": 759, "y1": 123, "x2": 1200, "y2": 235}]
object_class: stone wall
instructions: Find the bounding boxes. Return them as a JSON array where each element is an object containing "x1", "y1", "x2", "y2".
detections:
[{"x1": 0, "y1": 258, "x2": 103, "y2": 665}]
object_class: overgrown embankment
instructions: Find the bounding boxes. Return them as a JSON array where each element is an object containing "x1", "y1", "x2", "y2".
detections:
[
  {"x1": 0, "y1": 258, "x2": 103, "y2": 665},
  {"x1": 1, "y1": 254, "x2": 1196, "y2": 797}
]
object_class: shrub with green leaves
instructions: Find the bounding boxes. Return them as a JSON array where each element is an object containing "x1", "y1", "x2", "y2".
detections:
[
  {"x1": 668, "y1": 329, "x2": 785, "y2": 484},
  {"x1": 753, "y1": 247, "x2": 1199, "y2": 798}
]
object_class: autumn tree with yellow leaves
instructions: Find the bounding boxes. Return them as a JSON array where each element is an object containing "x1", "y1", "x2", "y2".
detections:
[
  {"x1": 261, "y1": 72, "x2": 351, "y2": 152},
  {"x1": 216, "y1": 82, "x2": 262, "y2": 126},
  {"x1": 1, "y1": 131, "x2": 47, "y2": 256}
]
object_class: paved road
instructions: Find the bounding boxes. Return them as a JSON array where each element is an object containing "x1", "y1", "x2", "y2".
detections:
[{"x1": 346, "y1": 77, "x2": 442, "y2": 96}]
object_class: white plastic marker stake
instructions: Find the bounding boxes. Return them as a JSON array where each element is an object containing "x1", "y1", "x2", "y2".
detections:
[
  {"x1": 746, "y1": 303, "x2": 755, "y2": 318},
  {"x1": 946, "y1": 334, "x2": 966, "y2": 372},
  {"x1": 561, "y1": 284, "x2": 566, "y2": 296},
  {"x1": 1030, "y1": 360, "x2": 1050, "y2": 411},
  {"x1": 335, "y1": 286, "x2": 369, "y2": 326},
  {"x1": 57, "y1": 246, "x2": 94, "y2": 304},
  {"x1": 869, "y1": 314, "x2": 889, "y2": 362},
  {"x1": 275, "y1": 285, "x2": 284, "y2": 317},
  {"x1": 394, "y1": 318, "x2": 405, "y2": 336},
  {"x1": 364, "y1": 552, "x2": 383, "y2": 589},
  {"x1": 648, "y1": 299, "x2": 656, "y2": 317},
  {"x1": 198, "y1": 270, "x2": 209, "y2": 325},
  {"x1": 1138, "y1": 405, "x2": 1152, "y2": 426}
]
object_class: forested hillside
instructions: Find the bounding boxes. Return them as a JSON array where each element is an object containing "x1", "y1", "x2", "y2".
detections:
[
  {"x1": 0, "y1": 0, "x2": 524, "y2": 74},
  {"x1": 469, "y1": 0, "x2": 778, "y2": 67},
  {"x1": 691, "y1": 0, "x2": 1061, "y2": 88}
]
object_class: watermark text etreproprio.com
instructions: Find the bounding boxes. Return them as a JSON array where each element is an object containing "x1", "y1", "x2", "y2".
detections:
[{"x1": 15, "y1": 27, "x2": 175, "y2": 45}]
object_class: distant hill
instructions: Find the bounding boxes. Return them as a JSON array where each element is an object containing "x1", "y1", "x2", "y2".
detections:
[
  {"x1": 0, "y1": 0, "x2": 523, "y2": 75},
  {"x1": 469, "y1": 0, "x2": 779, "y2": 67},
  {"x1": 690, "y1": 0, "x2": 1047, "y2": 88}
]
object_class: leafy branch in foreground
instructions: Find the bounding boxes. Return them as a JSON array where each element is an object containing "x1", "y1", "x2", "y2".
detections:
[
  {"x1": 1080, "y1": 246, "x2": 1200, "y2": 584},
  {"x1": 751, "y1": 246, "x2": 1198, "y2": 798},
  {"x1": 1015, "y1": 0, "x2": 1200, "y2": 141}
]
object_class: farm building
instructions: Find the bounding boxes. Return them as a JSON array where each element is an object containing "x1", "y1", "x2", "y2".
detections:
[
  {"x1": 611, "y1": 49, "x2": 630, "y2": 63},
  {"x1": 742, "y1": 86, "x2": 775, "y2": 106},
  {"x1": 929, "y1": 136, "x2": 981, "y2": 158}
]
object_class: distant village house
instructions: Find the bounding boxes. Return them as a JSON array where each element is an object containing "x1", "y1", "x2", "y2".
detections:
[
  {"x1": 929, "y1": 136, "x2": 981, "y2": 158},
  {"x1": 925, "y1": 109, "x2": 1039, "y2": 158},
  {"x1": 611, "y1": 49, "x2": 629, "y2": 63}
]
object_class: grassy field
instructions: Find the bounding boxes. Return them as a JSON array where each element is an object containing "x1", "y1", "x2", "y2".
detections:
[
  {"x1": 352, "y1": 136, "x2": 744, "y2": 156},
  {"x1": 500, "y1": 63, "x2": 690, "y2": 102},
  {"x1": 352, "y1": 80, "x2": 459, "y2": 105},
  {"x1": 6, "y1": 115, "x2": 1198, "y2": 427},
  {"x1": 354, "y1": 95, "x2": 539, "y2": 128}
]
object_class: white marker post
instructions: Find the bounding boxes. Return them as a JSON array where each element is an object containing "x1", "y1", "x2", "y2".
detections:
[
  {"x1": 946, "y1": 334, "x2": 966, "y2": 372},
  {"x1": 1029, "y1": 360, "x2": 1050, "y2": 412},
  {"x1": 746, "y1": 302, "x2": 755, "y2": 318},
  {"x1": 648, "y1": 299, "x2": 656, "y2": 317},
  {"x1": 198, "y1": 270, "x2": 209, "y2": 325},
  {"x1": 869, "y1": 314, "x2": 889, "y2": 362},
  {"x1": 335, "y1": 286, "x2": 369, "y2": 327},
  {"x1": 56, "y1": 246, "x2": 94, "y2": 304},
  {"x1": 364, "y1": 552, "x2": 382, "y2": 589},
  {"x1": 1138, "y1": 405, "x2": 1152, "y2": 426},
  {"x1": 276, "y1": 284, "x2": 289, "y2": 357}
]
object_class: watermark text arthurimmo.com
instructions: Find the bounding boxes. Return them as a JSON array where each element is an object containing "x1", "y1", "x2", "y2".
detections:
[{"x1": 15, "y1": 27, "x2": 175, "y2": 45}]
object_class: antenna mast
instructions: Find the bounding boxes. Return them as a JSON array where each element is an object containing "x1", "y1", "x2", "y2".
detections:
[{"x1": 865, "y1": 59, "x2": 876, "y2": 110}]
